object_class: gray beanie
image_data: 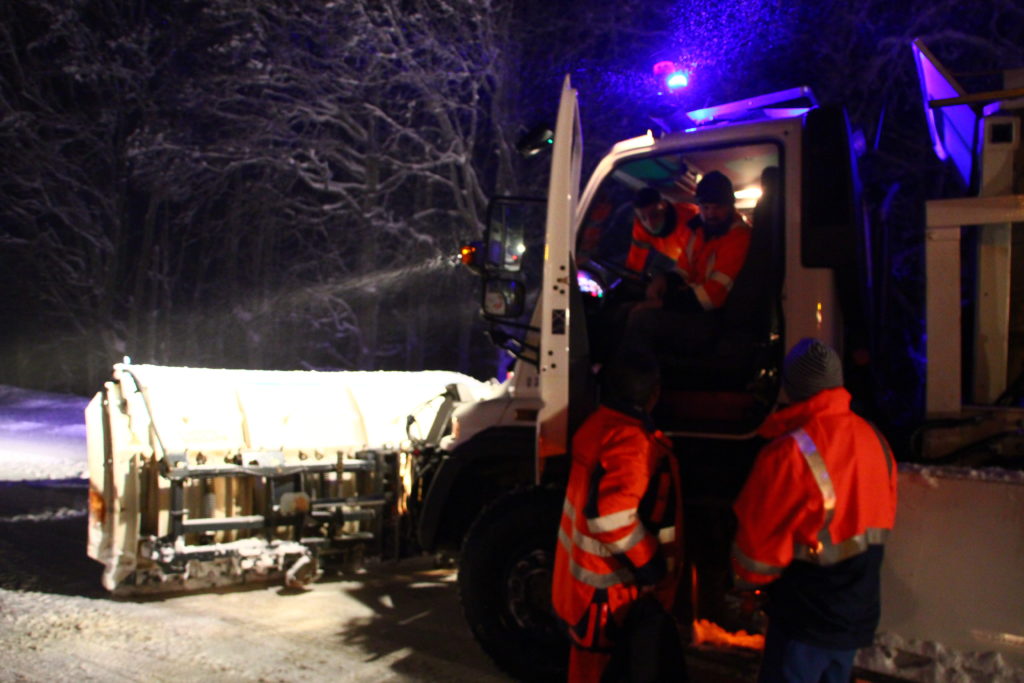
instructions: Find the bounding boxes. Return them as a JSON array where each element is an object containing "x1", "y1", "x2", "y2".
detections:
[{"x1": 782, "y1": 338, "x2": 843, "y2": 403}]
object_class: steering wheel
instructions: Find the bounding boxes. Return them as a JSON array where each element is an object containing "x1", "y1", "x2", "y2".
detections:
[
  {"x1": 587, "y1": 256, "x2": 648, "y2": 285},
  {"x1": 578, "y1": 257, "x2": 649, "y2": 307}
]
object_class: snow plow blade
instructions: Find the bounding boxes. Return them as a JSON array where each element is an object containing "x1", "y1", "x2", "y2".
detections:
[
  {"x1": 874, "y1": 465, "x2": 1024, "y2": 671},
  {"x1": 86, "y1": 362, "x2": 488, "y2": 594}
]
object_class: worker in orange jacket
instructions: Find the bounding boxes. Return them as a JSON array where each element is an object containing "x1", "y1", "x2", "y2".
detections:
[
  {"x1": 635, "y1": 171, "x2": 751, "y2": 311},
  {"x1": 625, "y1": 187, "x2": 700, "y2": 276},
  {"x1": 552, "y1": 353, "x2": 685, "y2": 682},
  {"x1": 623, "y1": 172, "x2": 752, "y2": 357},
  {"x1": 732, "y1": 339, "x2": 898, "y2": 683}
]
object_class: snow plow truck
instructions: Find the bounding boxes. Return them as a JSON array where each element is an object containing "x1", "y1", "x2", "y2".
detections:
[{"x1": 88, "y1": 38, "x2": 1024, "y2": 681}]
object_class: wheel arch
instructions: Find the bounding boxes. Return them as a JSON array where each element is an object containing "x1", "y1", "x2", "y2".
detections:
[
  {"x1": 416, "y1": 425, "x2": 535, "y2": 553},
  {"x1": 457, "y1": 484, "x2": 568, "y2": 681}
]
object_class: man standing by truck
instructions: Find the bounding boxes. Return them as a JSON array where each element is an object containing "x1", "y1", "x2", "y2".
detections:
[
  {"x1": 552, "y1": 353, "x2": 684, "y2": 682},
  {"x1": 731, "y1": 339, "x2": 898, "y2": 683}
]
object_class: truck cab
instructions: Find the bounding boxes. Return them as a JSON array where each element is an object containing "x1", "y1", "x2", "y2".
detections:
[
  {"x1": 451, "y1": 40, "x2": 1024, "y2": 680},
  {"x1": 459, "y1": 79, "x2": 865, "y2": 448},
  {"x1": 448, "y1": 77, "x2": 867, "y2": 680}
]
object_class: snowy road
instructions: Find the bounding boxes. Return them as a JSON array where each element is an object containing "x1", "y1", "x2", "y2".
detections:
[
  {"x1": 0, "y1": 385, "x2": 767, "y2": 683},
  {"x1": 0, "y1": 386, "x2": 512, "y2": 682},
  {"x1": 0, "y1": 477, "x2": 512, "y2": 682}
]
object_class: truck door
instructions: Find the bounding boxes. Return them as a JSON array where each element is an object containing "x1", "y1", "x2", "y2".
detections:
[{"x1": 536, "y1": 76, "x2": 583, "y2": 469}]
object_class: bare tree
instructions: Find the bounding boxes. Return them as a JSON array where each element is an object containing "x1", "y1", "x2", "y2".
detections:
[
  {"x1": 4, "y1": 0, "x2": 1015, "y2": 397},
  {"x1": 1, "y1": 0, "x2": 529, "y2": 391},
  {"x1": 0, "y1": 1, "x2": 156, "y2": 390}
]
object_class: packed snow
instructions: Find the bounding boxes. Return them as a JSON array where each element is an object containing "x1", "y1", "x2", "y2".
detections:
[
  {"x1": 0, "y1": 382, "x2": 508, "y2": 682},
  {"x1": 0, "y1": 385, "x2": 89, "y2": 482}
]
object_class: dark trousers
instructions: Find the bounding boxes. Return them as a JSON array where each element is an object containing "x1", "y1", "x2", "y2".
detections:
[
  {"x1": 757, "y1": 625, "x2": 856, "y2": 683},
  {"x1": 601, "y1": 594, "x2": 688, "y2": 683}
]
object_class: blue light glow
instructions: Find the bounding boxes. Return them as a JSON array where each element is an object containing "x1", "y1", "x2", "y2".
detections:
[
  {"x1": 666, "y1": 72, "x2": 689, "y2": 90},
  {"x1": 652, "y1": 60, "x2": 690, "y2": 95},
  {"x1": 911, "y1": 40, "x2": 978, "y2": 185},
  {"x1": 577, "y1": 270, "x2": 604, "y2": 298}
]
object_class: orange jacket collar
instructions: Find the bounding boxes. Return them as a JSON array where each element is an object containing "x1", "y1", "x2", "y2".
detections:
[{"x1": 759, "y1": 387, "x2": 852, "y2": 440}]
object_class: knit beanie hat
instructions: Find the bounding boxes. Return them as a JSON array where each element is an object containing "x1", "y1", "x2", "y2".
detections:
[
  {"x1": 634, "y1": 187, "x2": 662, "y2": 209},
  {"x1": 782, "y1": 338, "x2": 843, "y2": 403},
  {"x1": 695, "y1": 171, "x2": 735, "y2": 206}
]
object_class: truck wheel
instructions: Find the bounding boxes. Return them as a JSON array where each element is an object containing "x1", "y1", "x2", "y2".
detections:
[{"x1": 458, "y1": 486, "x2": 568, "y2": 681}]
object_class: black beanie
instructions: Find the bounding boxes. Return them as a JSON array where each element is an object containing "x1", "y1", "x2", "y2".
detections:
[
  {"x1": 782, "y1": 338, "x2": 843, "y2": 403},
  {"x1": 634, "y1": 187, "x2": 661, "y2": 209},
  {"x1": 695, "y1": 171, "x2": 735, "y2": 205}
]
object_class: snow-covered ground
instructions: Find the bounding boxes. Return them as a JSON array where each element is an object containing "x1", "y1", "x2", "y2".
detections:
[
  {"x1": 0, "y1": 384, "x2": 510, "y2": 682},
  {"x1": 0, "y1": 385, "x2": 89, "y2": 482}
]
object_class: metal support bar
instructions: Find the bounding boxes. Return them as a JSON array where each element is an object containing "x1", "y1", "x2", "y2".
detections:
[
  {"x1": 926, "y1": 196, "x2": 1024, "y2": 227},
  {"x1": 170, "y1": 479, "x2": 185, "y2": 538},
  {"x1": 342, "y1": 457, "x2": 379, "y2": 472},
  {"x1": 162, "y1": 459, "x2": 337, "y2": 480},
  {"x1": 311, "y1": 509, "x2": 375, "y2": 523},
  {"x1": 310, "y1": 496, "x2": 387, "y2": 507},
  {"x1": 181, "y1": 515, "x2": 266, "y2": 533}
]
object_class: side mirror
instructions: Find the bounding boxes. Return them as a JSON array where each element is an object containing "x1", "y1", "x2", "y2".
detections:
[
  {"x1": 801, "y1": 106, "x2": 861, "y2": 268},
  {"x1": 482, "y1": 278, "x2": 525, "y2": 319},
  {"x1": 516, "y1": 124, "x2": 555, "y2": 158},
  {"x1": 486, "y1": 197, "x2": 544, "y2": 273}
]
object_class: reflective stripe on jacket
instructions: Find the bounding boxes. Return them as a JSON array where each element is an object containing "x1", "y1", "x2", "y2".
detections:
[
  {"x1": 674, "y1": 211, "x2": 751, "y2": 310},
  {"x1": 552, "y1": 404, "x2": 683, "y2": 651},
  {"x1": 731, "y1": 387, "x2": 897, "y2": 590}
]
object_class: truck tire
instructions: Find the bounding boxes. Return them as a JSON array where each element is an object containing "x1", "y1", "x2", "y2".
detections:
[{"x1": 458, "y1": 486, "x2": 568, "y2": 681}]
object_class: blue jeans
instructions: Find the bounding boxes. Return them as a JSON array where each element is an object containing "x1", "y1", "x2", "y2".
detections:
[{"x1": 757, "y1": 626, "x2": 857, "y2": 683}]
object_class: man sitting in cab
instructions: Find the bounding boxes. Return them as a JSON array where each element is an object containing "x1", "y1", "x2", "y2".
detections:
[
  {"x1": 624, "y1": 171, "x2": 753, "y2": 356},
  {"x1": 625, "y1": 187, "x2": 700, "y2": 277}
]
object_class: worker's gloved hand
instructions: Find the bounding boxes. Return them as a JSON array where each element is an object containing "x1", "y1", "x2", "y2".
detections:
[
  {"x1": 661, "y1": 274, "x2": 702, "y2": 313},
  {"x1": 644, "y1": 273, "x2": 668, "y2": 302}
]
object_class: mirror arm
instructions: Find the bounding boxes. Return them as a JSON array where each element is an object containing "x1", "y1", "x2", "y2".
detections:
[{"x1": 481, "y1": 316, "x2": 539, "y2": 333}]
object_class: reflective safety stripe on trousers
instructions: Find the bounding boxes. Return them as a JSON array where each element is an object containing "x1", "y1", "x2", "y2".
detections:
[
  {"x1": 558, "y1": 499, "x2": 675, "y2": 589},
  {"x1": 789, "y1": 428, "x2": 890, "y2": 566}
]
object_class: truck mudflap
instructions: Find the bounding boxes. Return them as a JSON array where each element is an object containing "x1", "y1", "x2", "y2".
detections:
[{"x1": 86, "y1": 361, "x2": 489, "y2": 594}]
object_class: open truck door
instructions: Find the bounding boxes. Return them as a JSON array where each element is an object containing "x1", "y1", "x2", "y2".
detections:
[
  {"x1": 536, "y1": 75, "x2": 584, "y2": 470},
  {"x1": 455, "y1": 76, "x2": 583, "y2": 682}
]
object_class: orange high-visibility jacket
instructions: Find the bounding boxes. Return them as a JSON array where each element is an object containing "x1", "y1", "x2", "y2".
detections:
[
  {"x1": 625, "y1": 202, "x2": 700, "y2": 274},
  {"x1": 731, "y1": 387, "x2": 897, "y2": 589},
  {"x1": 671, "y1": 211, "x2": 751, "y2": 310},
  {"x1": 553, "y1": 404, "x2": 683, "y2": 652}
]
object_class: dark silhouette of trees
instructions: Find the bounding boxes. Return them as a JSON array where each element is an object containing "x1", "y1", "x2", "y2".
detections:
[
  {"x1": 1, "y1": 0, "x2": 528, "y2": 392},
  {"x1": 1, "y1": 0, "x2": 1020, "y2": 399}
]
